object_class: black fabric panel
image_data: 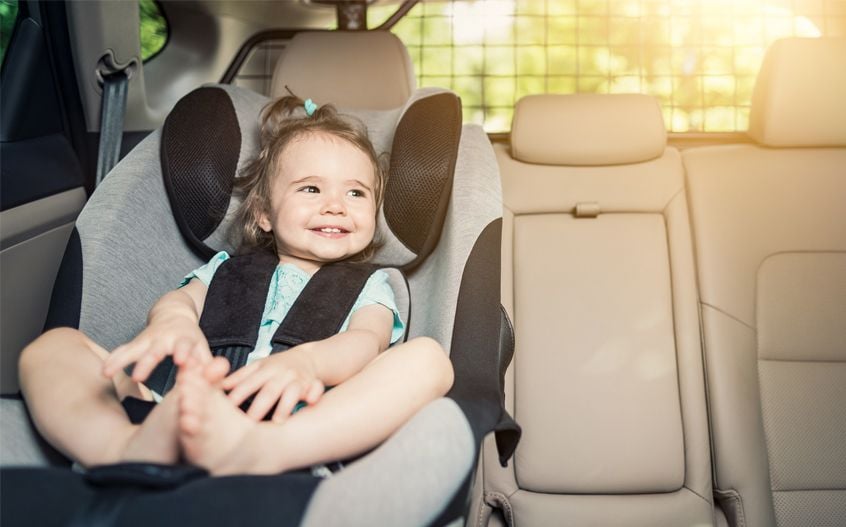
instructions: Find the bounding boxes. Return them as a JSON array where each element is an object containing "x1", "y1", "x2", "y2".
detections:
[
  {"x1": 120, "y1": 396, "x2": 156, "y2": 425},
  {"x1": 493, "y1": 306, "x2": 520, "y2": 465},
  {"x1": 145, "y1": 356, "x2": 178, "y2": 397},
  {"x1": 384, "y1": 93, "x2": 461, "y2": 269},
  {"x1": 44, "y1": 227, "x2": 83, "y2": 331},
  {"x1": 160, "y1": 87, "x2": 240, "y2": 260},
  {"x1": 199, "y1": 252, "x2": 278, "y2": 349},
  {"x1": 0, "y1": 466, "x2": 320, "y2": 527},
  {"x1": 447, "y1": 219, "x2": 521, "y2": 466},
  {"x1": 271, "y1": 262, "x2": 380, "y2": 350}
]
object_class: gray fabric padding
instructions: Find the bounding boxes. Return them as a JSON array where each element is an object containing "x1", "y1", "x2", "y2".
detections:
[
  {"x1": 301, "y1": 398, "x2": 476, "y2": 527},
  {"x1": 0, "y1": 399, "x2": 64, "y2": 467},
  {"x1": 77, "y1": 131, "x2": 205, "y2": 349}
]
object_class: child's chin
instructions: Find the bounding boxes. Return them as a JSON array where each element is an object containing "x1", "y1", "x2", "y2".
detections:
[{"x1": 315, "y1": 250, "x2": 356, "y2": 262}]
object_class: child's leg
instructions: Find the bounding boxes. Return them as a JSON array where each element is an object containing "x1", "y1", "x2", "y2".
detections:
[
  {"x1": 18, "y1": 327, "x2": 181, "y2": 467},
  {"x1": 178, "y1": 337, "x2": 453, "y2": 475}
]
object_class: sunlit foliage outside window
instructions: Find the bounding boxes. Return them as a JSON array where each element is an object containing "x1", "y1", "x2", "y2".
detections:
[
  {"x1": 140, "y1": 0, "x2": 167, "y2": 61},
  {"x1": 370, "y1": 0, "x2": 838, "y2": 133},
  {"x1": 0, "y1": 0, "x2": 19, "y2": 66}
]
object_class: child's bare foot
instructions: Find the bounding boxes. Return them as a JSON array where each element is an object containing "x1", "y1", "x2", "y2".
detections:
[{"x1": 177, "y1": 358, "x2": 283, "y2": 475}]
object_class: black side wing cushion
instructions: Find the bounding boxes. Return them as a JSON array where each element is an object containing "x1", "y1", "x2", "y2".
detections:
[
  {"x1": 448, "y1": 219, "x2": 521, "y2": 466},
  {"x1": 384, "y1": 92, "x2": 462, "y2": 270},
  {"x1": 160, "y1": 87, "x2": 241, "y2": 261}
]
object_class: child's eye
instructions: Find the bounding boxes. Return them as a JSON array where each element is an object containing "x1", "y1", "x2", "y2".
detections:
[
  {"x1": 347, "y1": 189, "x2": 367, "y2": 198},
  {"x1": 298, "y1": 185, "x2": 320, "y2": 193}
]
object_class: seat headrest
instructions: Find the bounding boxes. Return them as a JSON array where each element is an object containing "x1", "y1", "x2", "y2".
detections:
[
  {"x1": 748, "y1": 37, "x2": 846, "y2": 147},
  {"x1": 510, "y1": 94, "x2": 666, "y2": 166},
  {"x1": 270, "y1": 31, "x2": 416, "y2": 110}
]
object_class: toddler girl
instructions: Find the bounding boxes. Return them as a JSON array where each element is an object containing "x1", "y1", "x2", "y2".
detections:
[{"x1": 19, "y1": 96, "x2": 454, "y2": 476}]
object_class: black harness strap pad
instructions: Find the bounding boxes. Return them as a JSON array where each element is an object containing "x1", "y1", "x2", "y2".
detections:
[
  {"x1": 199, "y1": 252, "x2": 279, "y2": 348},
  {"x1": 271, "y1": 262, "x2": 381, "y2": 352}
]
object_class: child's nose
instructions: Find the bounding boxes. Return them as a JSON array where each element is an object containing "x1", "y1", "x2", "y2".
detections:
[{"x1": 321, "y1": 194, "x2": 346, "y2": 215}]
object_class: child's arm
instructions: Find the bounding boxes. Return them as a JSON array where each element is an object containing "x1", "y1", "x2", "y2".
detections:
[
  {"x1": 102, "y1": 278, "x2": 210, "y2": 382},
  {"x1": 222, "y1": 303, "x2": 393, "y2": 422}
]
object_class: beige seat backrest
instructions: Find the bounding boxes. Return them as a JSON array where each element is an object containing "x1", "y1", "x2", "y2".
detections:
[
  {"x1": 269, "y1": 30, "x2": 415, "y2": 109},
  {"x1": 475, "y1": 94, "x2": 713, "y2": 526},
  {"x1": 683, "y1": 37, "x2": 846, "y2": 527}
]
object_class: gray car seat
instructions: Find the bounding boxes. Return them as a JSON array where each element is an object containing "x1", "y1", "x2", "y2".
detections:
[{"x1": 0, "y1": 83, "x2": 517, "y2": 526}]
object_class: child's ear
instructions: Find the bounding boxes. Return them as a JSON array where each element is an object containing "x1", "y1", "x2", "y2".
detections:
[{"x1": 257, "y1": 212, "x2": 272, "y2": 233}]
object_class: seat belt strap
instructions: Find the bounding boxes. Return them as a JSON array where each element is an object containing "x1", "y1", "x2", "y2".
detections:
[{"x1": 95, "y1": 71, "x2": 129, "y2": 186}]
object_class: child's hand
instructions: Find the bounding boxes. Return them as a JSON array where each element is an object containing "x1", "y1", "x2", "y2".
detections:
[
  {"x1": 222, "y1": 349, "x2": 324, "y2": 423},
  {"x1": 103, "y1": 314, "x2": 211, "y2": 382}
]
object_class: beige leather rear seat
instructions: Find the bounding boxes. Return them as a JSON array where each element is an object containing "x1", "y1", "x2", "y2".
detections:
[
  {"x1": 683, "y1": 37, "x2": 846, "y2": 527},
  {"x1": 475, "y1": 94, "x2": 713, "y2": 526}
]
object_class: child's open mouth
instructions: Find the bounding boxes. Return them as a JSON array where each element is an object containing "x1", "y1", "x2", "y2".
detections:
[{"x1": 311, "y1": 226, "x2": 350, "y2": 237}]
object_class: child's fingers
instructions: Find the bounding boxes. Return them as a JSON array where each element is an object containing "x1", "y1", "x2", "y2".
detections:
[
  {"x1": 172, "y1": 337, "x2": 194, "y2": 365},
  {"x1": 193, "y1": 341, "x2": 213, "y2": 363},
  {"x1": 272, "y1": 383, "x2": 304, "y2": 423},
  {"x1": 221, "y1": 362, "x2": 259, "y2": 391},
  {"x1": 203, "y1": 356, "x2": 230, "y2": 384},
  {"x1": 103, "y1": 341, "x2": 148, "y2": 377},
  {"x1": 130, "y1": 343, "x2": 168, "y2": 382},
  {"x1": 245, "y1": 380, "x2": 287, "y2": 421},
  {"x1": 226, "y1": 368, "x2": 273, "y2": 406},
  {"x1": 304, "y1": 380, "x2": 324, "y2": 405}
]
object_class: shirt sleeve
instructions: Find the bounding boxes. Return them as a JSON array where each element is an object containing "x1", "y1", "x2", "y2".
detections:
[
  {"x1": 351, "y1": 269, "x2": 406, "y2": 344},
  {"x1": 179, "y1": 251, "x2": 230, "y2": 288}
]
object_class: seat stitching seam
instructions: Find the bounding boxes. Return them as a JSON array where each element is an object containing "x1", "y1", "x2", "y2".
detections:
[{"x1": 701, "y1": 302, "x2": 755, "y2": 330}]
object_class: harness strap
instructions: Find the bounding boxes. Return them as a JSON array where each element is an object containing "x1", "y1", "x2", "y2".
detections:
[{"x1": 271, "y1": 262, "x2": 380, "y2": 353}]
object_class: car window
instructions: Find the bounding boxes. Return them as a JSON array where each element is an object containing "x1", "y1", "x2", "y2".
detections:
[
  {"x1": 139, "y1": 0, "x2": 167, "y2": 61},
  {"x1": 0, "y1": 0, "x2": 19, "y2": 66},
  {"x1": 369, "y1": 0, "x2": 840, "y2": 133}
]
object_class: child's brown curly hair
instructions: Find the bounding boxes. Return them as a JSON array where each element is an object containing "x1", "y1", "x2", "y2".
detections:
[{"x1": 234, "y1": 96, "x2": 386, "y2": 262}]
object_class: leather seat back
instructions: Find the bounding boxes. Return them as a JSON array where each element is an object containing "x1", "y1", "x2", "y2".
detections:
[
  {"x1": 683, "y1": 37, "x2": 846, "y2": 527},
  {"x1": 476, "y1": 93, "x2": 713, "y2": 526}
]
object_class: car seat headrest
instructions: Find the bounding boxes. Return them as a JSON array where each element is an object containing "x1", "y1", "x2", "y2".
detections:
[
  {"x1": 160, "y1": 85, "x2": 461, "y2": 270},
  {"x1": 270, "y1": 31, "x2": 416, "y2": 110},
  {"x1": 510, "y1": 94, "x2": 666, "y2": 166},
  {"x1": 748, "y1": 37, "x2": 846, "y2": 148}
]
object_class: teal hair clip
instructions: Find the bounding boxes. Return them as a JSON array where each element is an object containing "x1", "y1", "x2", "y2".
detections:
[{"x1": 304, "y1": 98, "x2": 317, "y2": 117}]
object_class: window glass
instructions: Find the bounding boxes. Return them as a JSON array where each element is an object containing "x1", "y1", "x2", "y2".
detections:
[
  {"x1": 369, "y1": 0, "x2": 838, "y2": 133},
  {"x1": 0, "y1": 0, "x2": 19, "y2": 66},
  {"x1": 139, "y1": 0, "x2": 167, "y2": 61}
]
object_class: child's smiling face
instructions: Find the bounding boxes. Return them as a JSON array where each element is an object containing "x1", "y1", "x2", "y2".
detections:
[{"x1": 258, "y1": 131, "x2": 378, "y2": 272}]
